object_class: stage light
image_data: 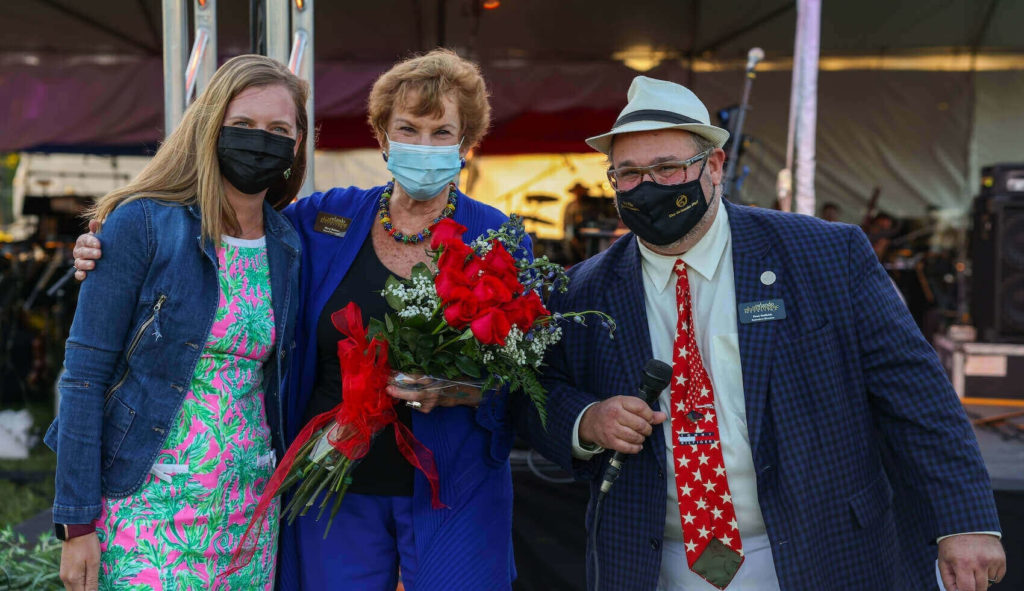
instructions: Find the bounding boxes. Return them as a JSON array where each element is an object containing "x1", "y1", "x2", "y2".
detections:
[
  {"x1": 612, "y1": 45, "x2": 676, "y2": 72},
  {"x1": 295, "y1": 0, "x2": 305, "y2": 10},
  {"x1": 483, "y1": 0, "x2": 501, "y2": 9}
]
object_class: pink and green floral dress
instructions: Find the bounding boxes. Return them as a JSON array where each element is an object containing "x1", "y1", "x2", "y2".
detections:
[{"x1": 96, "y1": 237, "x2": 279, "y2": 590}]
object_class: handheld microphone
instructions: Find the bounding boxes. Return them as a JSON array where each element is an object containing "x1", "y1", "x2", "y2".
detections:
[
  {"x1": 598, "y1": 359, "x2": 673, "y2": 497},
  {"x1": 745, "y1": 47, "x2": 765, "y2": 72}
]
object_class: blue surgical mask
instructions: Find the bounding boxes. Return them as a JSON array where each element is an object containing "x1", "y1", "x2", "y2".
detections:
[{"x1": 385, "y1": 136, "x2": 464, "y2": 201}]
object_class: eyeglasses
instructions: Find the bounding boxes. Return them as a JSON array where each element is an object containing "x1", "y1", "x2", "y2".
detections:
[{"x1": 606, "y1": 150, "x2": 709, "y2": 190}]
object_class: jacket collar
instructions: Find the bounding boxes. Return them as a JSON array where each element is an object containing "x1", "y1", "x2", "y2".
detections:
[{"x1": 185, "y1": 200, "x2": 299, "y2": 254}]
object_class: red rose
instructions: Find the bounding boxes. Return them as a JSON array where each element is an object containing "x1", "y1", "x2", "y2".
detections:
[
  {"x1": 437, "y1": 241, "x2": 472, "y2": 274},
  {"x1": 482, "y1": 241, "x2": 518, "y2": 278},
  {"x1": 471, "y1": 275, "x2": 514, "y2": 308},
  {"x1": 443, "y1": 290, "x2": 479, "y2": 329},
  {"x1": 435, "y1": 268, "x2": 471, "y2": 302},
  {"x1": 429, "y1": 218, "x2": 468, "y2": 250},
  {"x1": 498, "y1": 270, "x2": 523, "y2": 294},
  {"x1": 470, "y1": 308, "x2": 512, "y2": 346},
  {"x1": 463, "y1": 255, "x2": 487, "y2": 283},
  {"x1": 506, "y1": 290, "x2": 549, "y2": 329}
]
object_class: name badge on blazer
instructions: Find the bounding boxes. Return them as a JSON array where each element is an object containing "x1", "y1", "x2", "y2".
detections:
[
  {"x1": 738, "y1": 299, "x2": 787, "y2": 324},
  {"x1": 314, "y1": 212, "x2": 351, "y2": 238}
]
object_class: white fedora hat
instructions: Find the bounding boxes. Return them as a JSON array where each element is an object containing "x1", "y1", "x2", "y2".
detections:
[{"x1": 586, "y1": 76, "x2": 730, "y2": 155}]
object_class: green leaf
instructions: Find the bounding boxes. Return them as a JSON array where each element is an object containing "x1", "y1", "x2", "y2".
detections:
[
  {"x1": 411, "y1": 262, "x2": 433, "y2": 282},
  {"x1": 399, "y1": 326, "x2": 420, "y2": 347},
  {"x1": 385, "y1": 314, "x2": 395, "y2": 333},
  {"x1": 416, "y1": 334, "x2": 435, "y2": 353},
  {"x1": 405, "y1": 315, "x2": 428, "y2": 330},
  {"x1": 454, "y1": 356, "x2": 483, "y2": 378},
  {"x1": 383, "y1": 276, "x2": 405, "y2": 310}
]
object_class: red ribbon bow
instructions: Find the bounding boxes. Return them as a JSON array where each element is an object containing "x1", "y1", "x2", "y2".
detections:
[{"x1": 226, "y1": 302, "x2": 443, "y2": 576}]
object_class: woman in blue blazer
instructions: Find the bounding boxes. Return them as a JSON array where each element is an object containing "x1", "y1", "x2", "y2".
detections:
[
  {"x1": 274, "y1": 48, "x2": 523, "y2": 591},
  {"x1": 75, "y1": 49, "x2": 524, "y2": 591},
  {"x1": 275, "y1": 48, "x2": 523, "y2": 591}
]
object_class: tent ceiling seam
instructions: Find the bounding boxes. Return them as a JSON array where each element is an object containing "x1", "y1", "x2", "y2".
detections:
[
  {"x1": 34, "y1": 0, "x2": 159, "y2": 55},
  {"x1": 694, "y1": 1, "x2": 795, "y2": 56}
]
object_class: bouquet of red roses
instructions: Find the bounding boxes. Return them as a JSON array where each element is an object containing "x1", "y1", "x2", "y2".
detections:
[{"x1": 228, "y1": 215, "x2": 613, "y2": 571}]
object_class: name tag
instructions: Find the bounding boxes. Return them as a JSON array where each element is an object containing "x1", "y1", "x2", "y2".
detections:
[
  {"x1": 314, "y1": 212, "x2": 351, "y2": 238},
  {"x1": 738, "y1": 298, "x2": 787, "y2": 324}
]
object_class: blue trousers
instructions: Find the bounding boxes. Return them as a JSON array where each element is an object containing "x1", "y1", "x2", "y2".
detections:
[{"x1": 295, "y1": 493, "x2": 417, "y2": 590}]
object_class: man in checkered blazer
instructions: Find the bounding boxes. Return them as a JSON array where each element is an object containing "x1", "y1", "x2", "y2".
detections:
[{"x1": 526, "y1": 76, "x2": 1005, "y2": 590}]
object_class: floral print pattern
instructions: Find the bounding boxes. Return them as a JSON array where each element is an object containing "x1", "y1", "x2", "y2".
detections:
[{"x1": 96, "y1": 241, "x2": 278, "y2": 590}]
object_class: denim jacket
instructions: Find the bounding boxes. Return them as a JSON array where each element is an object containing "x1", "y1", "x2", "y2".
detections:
[{"x1": 44, "y1": 197, "x2": 300, "y2": 524}]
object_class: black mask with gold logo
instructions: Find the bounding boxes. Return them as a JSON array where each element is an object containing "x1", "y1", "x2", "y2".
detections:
[{"x1": 615, "y1": 159, "x2": 709, "y2": 246}]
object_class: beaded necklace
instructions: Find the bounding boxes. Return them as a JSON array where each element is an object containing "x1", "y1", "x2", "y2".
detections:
[{"x1": 377, "y1": 180, "x2": 457, "y2": 244}]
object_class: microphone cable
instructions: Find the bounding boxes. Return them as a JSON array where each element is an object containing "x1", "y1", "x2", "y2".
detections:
[{"x1": 587, "y1": 359, "x2": 673, "y2": 591}]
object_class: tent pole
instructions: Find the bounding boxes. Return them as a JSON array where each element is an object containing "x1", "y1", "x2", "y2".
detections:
[
  {"x1": 266, "y1": 0, "x2": 290, "y2": 64},
  {"x1": 192, "y1": 0, "x2": 218, "y2": 100},
  {"x1": 250, "y1": 0, "x2": 265, "y2": 54},
  {"x1": 793, "y1": 0, "x2": 820, "y2": 217},
  {"x1": 162, "y1": 0, "x2": 189, "y2": 138},
  {"x1": 777, "y1": 0, "x2": 803, "y2": 212},
  {"x1": 290, "y1": 0, "x2": 315, "y2": 197}
]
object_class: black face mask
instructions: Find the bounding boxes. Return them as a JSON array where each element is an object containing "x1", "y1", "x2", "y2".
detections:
[
  {"x1": 615, "y1": 160, "x2": 710, "y2": 246},
  {"x1": 217, "y1": 126, "x2": 296, "y2": 195}
]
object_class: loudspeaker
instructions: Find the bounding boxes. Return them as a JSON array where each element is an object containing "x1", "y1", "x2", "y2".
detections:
[
  {"x1": 971, "y1": 194, "x2": 1024, "y2": 342},
  {"x1": 980, "y1": 163, "x2": 1024, "y2": 197}
]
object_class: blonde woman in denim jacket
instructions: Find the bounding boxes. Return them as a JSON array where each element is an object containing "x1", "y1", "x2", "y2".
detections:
[{"x1": 45, "y1": 55, "x2": 305, "y2": 591}]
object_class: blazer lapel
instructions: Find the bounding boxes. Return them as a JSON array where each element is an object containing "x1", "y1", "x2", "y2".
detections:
[
  {"x1": 307, "y1": 191, "x2": 379, "y2": 329},
  {"x1": 601, "y1": 235, "x2": 662, "y2": 464},
  {"x1": 726, "y1": 201, "x2": 778, "y2": 456}
]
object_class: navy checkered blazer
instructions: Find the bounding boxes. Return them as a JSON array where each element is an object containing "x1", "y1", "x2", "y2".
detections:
[{"x1": 526, "y1": 199, "x2": 1001, "y2": 590}]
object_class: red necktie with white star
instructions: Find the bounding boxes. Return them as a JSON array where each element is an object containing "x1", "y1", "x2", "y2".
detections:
[{"x1": 670, "y1": 261, "x2": 743, "y2": 589}]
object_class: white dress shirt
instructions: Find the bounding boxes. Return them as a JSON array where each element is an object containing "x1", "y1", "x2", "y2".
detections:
[{"x1": 636, "y1": 206, "x2": 780, "y2": 590}]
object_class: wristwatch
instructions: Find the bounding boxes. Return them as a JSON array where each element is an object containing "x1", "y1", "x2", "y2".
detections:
[{"x1": 54, "y1": 522, "x2": 96, "y2": 541}]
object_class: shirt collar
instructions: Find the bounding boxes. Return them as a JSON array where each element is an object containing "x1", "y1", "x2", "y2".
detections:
[{"x1": 637, "y1": 202, "x2": 730, "y2": 294}]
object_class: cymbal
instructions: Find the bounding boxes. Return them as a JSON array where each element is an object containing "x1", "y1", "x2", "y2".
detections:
[
  {"x1": 524, "y1": 194, "x2": 559, "y2": 203},
  {"x1": 515, "y1": 213, "x2": 554, "y2": 226}
]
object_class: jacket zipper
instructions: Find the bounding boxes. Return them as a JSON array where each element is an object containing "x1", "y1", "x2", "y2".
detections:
[{"x1": 105, "y1": 294, "x2": 167, "y2": 400}]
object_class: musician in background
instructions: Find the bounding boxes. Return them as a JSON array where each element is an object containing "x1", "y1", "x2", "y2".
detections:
[
  {"x1": 820, "y1": 201, "x2": 841, "y2": 222},
  {"x1": 562, "y1": 182, "x2": 596, "y2": 264},
  {"x1": 865, "y1": 211, "x2": 899, "y2": 261}
]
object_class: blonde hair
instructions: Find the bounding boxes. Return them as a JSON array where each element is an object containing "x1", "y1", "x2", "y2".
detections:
[
  {"x1": 367, "y1": 48, "x2": 490, "y2": 151},
  {"x1": 91, "y1": 54, "x2": 309, "y2": 241}
]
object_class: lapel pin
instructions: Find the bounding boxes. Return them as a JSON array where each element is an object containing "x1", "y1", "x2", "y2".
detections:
[{"x1": 760, "y1": 270, "x2": 777, "y2": 286}]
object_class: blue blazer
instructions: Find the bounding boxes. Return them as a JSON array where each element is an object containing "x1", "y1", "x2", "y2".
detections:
[
  {"x1": 277, "y1": 186, "x2": 522, "y2": 590},
  {"x1": 527, "y1": 200, "x2": 1001, "y2": 591}
]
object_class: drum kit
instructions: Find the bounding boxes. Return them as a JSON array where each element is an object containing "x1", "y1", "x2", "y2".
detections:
[{"x1": 520, "y1": 194, "x2": 559, "y2": 227}]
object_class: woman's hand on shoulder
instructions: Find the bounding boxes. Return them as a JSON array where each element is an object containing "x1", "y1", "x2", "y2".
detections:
[{"x1": 73, "y1": 219, "x2": 103, "y2": 281}]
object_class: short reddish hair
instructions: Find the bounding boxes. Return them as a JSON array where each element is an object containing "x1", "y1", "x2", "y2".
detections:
[{"x1": 367, "y1": 48, "x2": 491, "y2": 151}]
